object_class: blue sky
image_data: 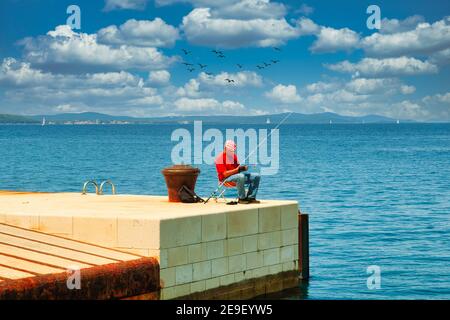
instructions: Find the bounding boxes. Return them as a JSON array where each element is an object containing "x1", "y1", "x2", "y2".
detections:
[{"x1": 0, "y1": 0, "x2": 449, "y2": 120}]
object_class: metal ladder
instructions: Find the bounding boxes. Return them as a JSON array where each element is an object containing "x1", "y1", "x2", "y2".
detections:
[{"x1": 82, "y1": 180, "x2": 116, "y2": 195}]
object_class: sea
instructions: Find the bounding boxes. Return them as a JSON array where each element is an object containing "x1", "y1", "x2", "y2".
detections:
[{"x1": 0, "y1": 123, "x2": 449, "y2": 299}]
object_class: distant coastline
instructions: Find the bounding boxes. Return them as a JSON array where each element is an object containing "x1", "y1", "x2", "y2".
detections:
[
  {"x1": 0, "y1": 111, "x2": 424, "y2": 125},
  {"x1": 0, "y1": 114, "x2": 40, "y2": 124}
]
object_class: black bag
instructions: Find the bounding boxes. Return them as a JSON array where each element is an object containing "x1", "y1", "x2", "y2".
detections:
[{"x1": 178, "y1": 185, "x2": 204, "y2": 203}]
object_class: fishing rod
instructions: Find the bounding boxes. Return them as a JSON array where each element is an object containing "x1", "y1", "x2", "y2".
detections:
[
  {"x1": 242, "y1": 111, "x2": 293, "y2": 165},
  {"x1": 204, "y1": 112, "x2": 293, "y2": 204}
]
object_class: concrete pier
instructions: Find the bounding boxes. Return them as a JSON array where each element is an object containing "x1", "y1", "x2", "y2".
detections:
[
  {"x1": 0, "y1": 222, "x2": 159, "y2": 299},
  {"x1": 0, "y1": 191, "x2": 306, "y2": 299}
]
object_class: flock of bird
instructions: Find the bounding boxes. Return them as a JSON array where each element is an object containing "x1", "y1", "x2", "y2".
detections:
[{"x1": 180, "y1": 47, "x2": 282, "y2": 84}]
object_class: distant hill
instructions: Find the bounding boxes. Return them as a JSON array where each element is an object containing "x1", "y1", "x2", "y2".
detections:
[
  {"x1": 30, "y1": 111, "x2": 406, "y2": 124},
  {"x1": 0, "y1": 114, "x2": 39, "y2": 124},
  {"x1": 31, "y1": 112, "x2": 138, "y2": 122}
]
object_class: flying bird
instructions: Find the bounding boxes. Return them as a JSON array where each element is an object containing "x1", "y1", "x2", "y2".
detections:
[
  {"x1": 273, "y1": 47, "x2": 282, "y2": 51},
  {"x1": 271, "y1": 59, "x2": 280, "y2": 64},
  {"x1": 212, "y1": 49, "x2": 225, "y2": 58},
  {"x1": 237, "y1": 64, "x2": 243, "y2": 69},
  {"x1": 182, "y1": 49, "x2": 191, "y2": 55},
  {"x1": 263, "y1": 62, "x2": 271, "y2": 67},
  {"x1": 181, "y1": 62, "x2": 193, "y2": 66},
  {"x1": 256, "y1": 65, "x2": 264, "y2": 69},
  {"x1": 198, "y1": 63, "x2": 207, "y2": 69},
  {"x1": 205, "y1": 72, "x2": 214, "y2": 76},
  {"x1": 225, "y1": 78, "x2": 235, "y2": 83},
  {"x1": 187, "y1": 67, "x2": 195, "y2": 72}
]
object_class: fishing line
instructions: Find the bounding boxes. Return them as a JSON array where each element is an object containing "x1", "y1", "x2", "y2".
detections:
[{"x1": 242, "y1": 111, "x2": 294, "y2": 166}]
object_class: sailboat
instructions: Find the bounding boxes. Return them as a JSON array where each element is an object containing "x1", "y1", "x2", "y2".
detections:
[
  {"x1": 266, "y1": 118, "x2": 271, "y2": 124},
  {"x1": 41, "y1": 117, "x2": 46, "y2": 126},
  {"x1": 396, "y1": 119, "x2": 400, "y2": 124}
]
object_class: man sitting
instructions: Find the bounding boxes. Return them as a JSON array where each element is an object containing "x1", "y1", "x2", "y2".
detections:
[{"x1": 215, "y1": 140, "x2": 261, "y2": 204}]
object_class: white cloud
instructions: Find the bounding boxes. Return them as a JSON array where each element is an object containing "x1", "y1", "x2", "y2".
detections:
[
  {"x1": 0, "y1": 58, "x2": 144, "y2": 88},
  {"x1": 430, "y1": 48, "x2": 450, "y2": 65},
  {"x1": 174, "y1": 97, "x2": 244, "y2": 113},
  {"x1": 0, "y1": 57, "x2": 164, "y2": 115},
  {"x1": 87, "y1": 71, "x2": 142, "y2": 86},
  {"x1": 421, "y1": 92, "x2": 450, "y2": 119},
  {"x1": 299, "y1": 88, "x2": 372, "y2": 115},
  {"x1": 306, "y1": 81, "x2": 339, "y2": 93},
  {"x1": 176, "y1": 79, "x2": 201, "y2": 97},
  {"x1": 388, "y1": 100, "x2": 429, "y2": 120},
  {"x1": 0, "y1": 58, "x2": 53, "y2": 87},
  {"x1": 296, "y1": 18, "x2": 320, "y2": 36},
  {"x1": 266, "y1": 84, "x2": 301, "y2": 103},
  {"x1": 156, "y1": 0, "x2": 285, "y2": 19},
  {"x1": 20, "y1": 25, "x2": 176, "y2": 73},
  {"x1": 97, "y1": 19, "x2": 179, "y2": 47},
  {"x1": 296, "y1": 18, "x2": 359, "y2": 53},
  {"x1": 295, "y1": 4, "x2": 314, "y2": 16},
  {"x1": 345, "y1": 78, "x2": 388, "y2": 94},
  {"x1": 175, "y1": 71, "x2": 261, "y2": 100},
  {"x1": 148, "y1": 70, "x2": 171, "y2": 86},
  {"x1": 104, "y1": 0, "x2": 148, "y2": 11},
  {"x1": 4, "y1": 84, "x2": 164, "y2": 115},
  {"x1": 362, "y1": 17, "x2": 450, "y2": 57},
  {"x1": 297, "y1": 77, "x2": 429, "y2": 119},
  {"x1": 418, "y1": 92, "x2": 450, "y2": 120},
  {"x1": 380, "y1": 15, "x2": 425, "y2": 34},
  {"x1": 54, "y1": 103, "x2": 83, "y2": 113},
  {"x1": 181, "y1": 8, "x2": 300, "y2": 48},
  {"x1": 156, "y1": 0, "x2": 231, "y2": 7},
  {"x1": 296, "y1": 16, "x2": 450, "y2": 57},
  {"x1": 128, "y1": 95, "x2": 164, "y2": 106},
  {"x1": 311, "y1": 27, "x2": 360, "y2": 53},
  {"x1": 327, "y1": 89, "x2": 368, "y2": 103},
  {"x1": 326, "y1": 57, "x2": 438, "y2": 77},
  {"x1": 301, "y1": 89, "x2": 381, "y2": 117},
  {"x1": 305, "y1": 93, "x2": 325, "y2": 105},
  {"x1": 346, "y1": 78, "x2": 412, "y2": 95},
  {"x1": 222, "y1": 100, "x2": 246, "y2": 110},
  {"x1": 400, "y1": 85, "x2": 416, "y2": 95},
  {"x1": 307, "y1": 78, "x2": 415, "y2": 96},
  {"x1": 198, "y1": 71, "x2": 262, "y2": 87},
  {"x1": 210, "y1": 0, "x2": 286, "y2": 19},
  {"x1": 423, "y1": 92, "x2": 450, "y2": 104}
]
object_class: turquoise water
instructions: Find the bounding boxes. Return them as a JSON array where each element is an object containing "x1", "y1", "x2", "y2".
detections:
[{"x1": 1, "y1": 123, "x2": 449, "y2": 299}]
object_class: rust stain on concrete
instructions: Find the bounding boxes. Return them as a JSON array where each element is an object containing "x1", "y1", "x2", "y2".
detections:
[{"x1": 0, "y1": 257, "x2": 160, "y2": 300}]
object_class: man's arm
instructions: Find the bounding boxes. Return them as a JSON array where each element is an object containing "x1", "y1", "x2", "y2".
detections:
[{"x1": 222, "y1": 165, "x2": 248, "y2": 180}]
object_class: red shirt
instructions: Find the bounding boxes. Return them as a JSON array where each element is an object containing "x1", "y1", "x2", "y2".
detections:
[{"x1": 215, "y1": 151, "x2": 239, "y2": 182}]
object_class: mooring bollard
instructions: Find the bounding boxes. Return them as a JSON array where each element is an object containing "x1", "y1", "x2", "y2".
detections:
[{"x1": 298, "y1": 211, "x2": 310, "y2": 280}]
